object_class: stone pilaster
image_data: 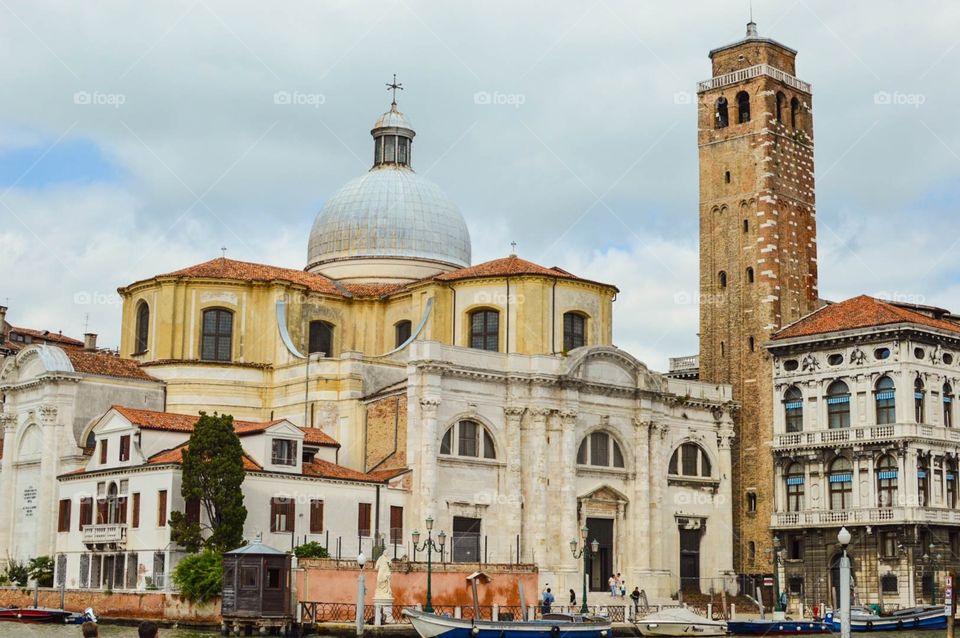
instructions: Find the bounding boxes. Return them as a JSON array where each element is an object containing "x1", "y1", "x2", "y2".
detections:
[
  {"x1": 633, "y1": 418, "x2": 652, "y2": 569},
  {"x1": 526, "y1": 407, "x2": 551, "y2": 565},
  {"x1": 0, "y1": 412, "x2": 17, "y2": 560},
  {"x1": 37, "y1": 404, "x2": 59, "y2": 558},
  {"x1": 419, "y1": 398, "x2": 441, "y2": 521},
  {"x1": 649, "y1": 422, "x2": 668, "y2": 570},
  {"x1": 559, "y1": 409, "x2": 578, "y2": 567},
  {"x1": 504, "y1": 406, "x2": 525, "y2": 562}
]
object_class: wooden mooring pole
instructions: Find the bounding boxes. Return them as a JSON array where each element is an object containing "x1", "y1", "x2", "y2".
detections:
[{"x1": 948, "y1": 571, "x2": 956, "y2": 638}]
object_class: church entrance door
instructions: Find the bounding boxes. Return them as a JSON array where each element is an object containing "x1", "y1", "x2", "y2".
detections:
[
  {"x1": 586, "y1": 517, "x2": 614, "y2": 591},
  {"x1": 679, "y1": 528, "x2": 702, "y2": 592}
]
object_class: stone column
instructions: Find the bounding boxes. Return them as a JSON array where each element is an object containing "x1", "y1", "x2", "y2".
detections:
[
  {"x1": 905, "y1": 448, "x2": 919, "y2": 509},
  {"x1": 615, "y1": 501, "x2": 626, "y2": 574},
  {"x1": 633, "y1": 419, "x2": 652, "y2": 569},
  {"x1": 851, "y1": 453, "x2": 862, "y2": 508},
  {"x1": 526, "y1": 408, "x2": 551, "y2": 566},
  {"x1": 648, "y1": 423, "x2": 668, "y2": 570},
  {"x1": 866, "y1": 455, "x2": 876, "y2": 508},
  {"x1": 717, "y1": 421, "x2": 735, "y2": 574},
  {"x1": 0, "y1": 412, "x2": 17, "y2": 559},
  {"x1": 559, "y1": 410, "x2": 578, "y2": 566},
  {"x1": 419, "y1": 398, "x2": 441, "y2": 521},
  {"x1": 37, "y1": 404, "x2": 59, "y2": 558},
  {"x1": 504, "y1": 407, "x2": 525, "y2": 562}
]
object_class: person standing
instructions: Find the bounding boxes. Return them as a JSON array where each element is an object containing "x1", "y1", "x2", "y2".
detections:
[
  {"x1": 541, "y1": 587, "x2": 555, "y2": 615},
  {"x1": 608, "y1": 574, "x2": 618, "y2": 597},
  {"x1": 630, "y1": 587, "x2": 642, "y2": 614},
  {"x1": 569, "y1": 588, "x2": 577, "y2": 607}
]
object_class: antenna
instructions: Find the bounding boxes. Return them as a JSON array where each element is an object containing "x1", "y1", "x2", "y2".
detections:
[
  {"x1": 750, "y1": 0, "x2": 753, "y2": 23},
  {"x1": 83, "y1": 313, "x2": 90, "y2": 333}
]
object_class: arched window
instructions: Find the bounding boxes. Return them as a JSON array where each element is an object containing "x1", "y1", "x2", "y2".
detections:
[
  {"x1": 440, "y1": 420, "x2": 496, "y2": 459},
  {"x1": 563, "y1": 312, "x2": 586, "y2": 351},
  {"x1": 948, "y1": 459, "x2": 957, "y2": 508},
  {"x1": 915, "y1": 377, "x2": 926, "y2": 423},
  {"x1": 747, "y1": 541, "x2": 756, "y2": 565},
  {"x1": 718, "y1": 271, "x2": 727, "y2": 288},
  {"x1": 876, "y1": 454, "x2": 898, "y2": 507},
  {"x1": 309, "y1": 320, "x2": 334, "y2": 357},
  {"x1": 827, "y1": 380, "x2": 851, "y2": 429},
  {"x1": 875, "y1": 376, "x2": 896, "y2": 424},
  {"x1": 469, "y1": 309, "x2": 499, "y2": 352},
  {"x1": 945, "y1": 383, "x2": 954, "y2": 428},
  {"x1": 736, "y1": 91, "x2": 750, "y2": 124},
  {"x1": 200, "y1": 308, "x2": 233, "y2": 362},
  {"x1": 577, "y1": 431, "x2": 625, "y2": 468},
  {"x1": 668, "y1": 443, "x2": 712, "y2": 478},
  {"x1": 135, "y1": 302, "x2": 150, "y2": 354},
  {"x1": 746, "y1": 267, "x2": 754, "y2": 283},
  {"x1": 918, "y1": 456, "x2": 930, "y2": 506},
  {"x1": 784, "y1": 386, "x2": 803, "y2": 433},
  {"x1": 715, "y1": 97, "x2": 729, "y2": 129},
  {"x1": 394, "y1": 320, "x2": 412, "y2": 349},
  {"x1": 776, "y1": 92, "x2": 786, "y2": 123},
  {"x1": 790, "y1": 97, "x2": 800, "y2": 128},
  {"x1": 785, "y1": 462, "x2": 804, "y2": 512},
  {"x1": 828, "y1": 457, "x2": 853, "y2": 510}
]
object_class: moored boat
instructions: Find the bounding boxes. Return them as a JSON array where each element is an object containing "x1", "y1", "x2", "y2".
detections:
[
  {"x1": 824, "y1": 605, "x2": 946, "y2": 632},
  {"x1": 636, "y1": 607, "x2": 727, "y2": 637},
  {"x1": 727, "y1": 618, "x2": 831, "y2": 635},
  {"x1": 0, "y1": 607, "x2": 75, "y2": 623},
  {"x1": 404, "y1": 608, "x2": 612, "y2": 638}
]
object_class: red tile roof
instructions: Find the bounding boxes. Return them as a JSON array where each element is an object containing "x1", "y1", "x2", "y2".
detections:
[
  {"x1": 143, "y1": 258, "x2": 344, "y2": 296},
  {"x1": 773, "y1": 295, "x2": 960, "y2": 340},
  {"x1": 434, "y1": 255, "x2": 616, "y2": 289},
  {"x1": 9, "y1": 326, "x2": 84, "y2": 347},
  {"x1": 65, "y1": 350, "x2": 156, "y2": 381},
  {"x1": 148, "y1": 443, "x2": 262, "y2": 471},
  {"x1": 302, "y1": 459, "x2": 408, "y2": 483},
  {"x1": 111, "y1": 406, "x2": 340, "y2": 446}
]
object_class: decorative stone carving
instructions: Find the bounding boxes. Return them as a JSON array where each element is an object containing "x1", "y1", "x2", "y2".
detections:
[
  {"x1": 504, "y1": 406, "x2": 525, "y2": 420},
  {"x1": 932, "y1": 344, "x2": 944, "y2": 365},
  {"x1": 374, "y1": 553, "x2": 393, "y2": 599},
  {"x1": 801, "y1": 354, "x2": 820, "y2": 372},
  {"x1": 0, "y1": 412, "x2": 16, "y2": 431},
  {"x1": 39, "y1": 404, "x2": 58, "y2": 425},
  {"x1": 419, "y1": 397, "x2": 441, "y2": 413},
  {"x1": 850, "y1": 347, "x2": 867, "y2": 366}
]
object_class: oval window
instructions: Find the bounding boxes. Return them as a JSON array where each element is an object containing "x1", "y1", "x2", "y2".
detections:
[
  {"x1": 828, "y1": 354, "x2": 843, "y2": 366},
  {"x1": 875, "y1": 347, "x2": 891, "y2": 360},
  {"x1": 784, "y1": 359, "x2": 799, "y2": 371},
  {"x1": 915, "y1": 347, "x2": 925, "y2": 360},
  {"x1": 944, "y1": 353, "x2": 955, "y2": 365}
]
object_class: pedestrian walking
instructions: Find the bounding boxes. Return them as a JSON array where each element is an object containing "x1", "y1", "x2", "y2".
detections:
[
  {"x1": 569, "y1": 588, "x2": 577, "y2": 607},
  {"x1": 630, "y1": 587, "x2": 641, "y2": 614}
]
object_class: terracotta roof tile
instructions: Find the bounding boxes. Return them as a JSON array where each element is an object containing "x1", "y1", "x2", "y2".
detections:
[
  {"x1": 9, "y1": 326, "x2": 84, "y2": 347},
  {"x1": 301, "y1": 459, "x2": 408, "y2": 483},
  {"x1": 434, "y1": 255, "x2": 616, "y2": 289},
  {"x1": 340, "y1": 282, "x2": 408, "y2": 297},
  {"x1": 65, "y1": 350, "x2": 156, "y2": 381},
  {"x1": 110, "y1": 406, "x2": 340, "y2": 446},
  {"x1": 137, "y1": 258, "x2": 344, "y2": 296},
  {"x1": 148, "y1": 443, "x2": 262, "y2": 471},
  {"x1": 773, "y1": 295, "x2": 960, "y2": 340}
]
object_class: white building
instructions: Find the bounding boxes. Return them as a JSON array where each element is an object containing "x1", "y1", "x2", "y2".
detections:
[
  {"x1": 54, "y1": 405, "x2": 406, "y2": 590},
  {"x1": 768, "y1": 295, "x2": 960, "y2": 610}
]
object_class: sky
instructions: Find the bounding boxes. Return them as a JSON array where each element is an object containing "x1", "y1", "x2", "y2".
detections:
[{"x1": 1, "y1": 0, "x2": 959, "y2": 371}]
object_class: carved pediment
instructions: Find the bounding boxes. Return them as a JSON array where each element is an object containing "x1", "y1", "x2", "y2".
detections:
[{"x1": 562, "y1": 346, "x2": 665, "y2": 392}]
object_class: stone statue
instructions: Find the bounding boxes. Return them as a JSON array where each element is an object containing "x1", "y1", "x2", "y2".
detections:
[{"x1": 374, "y1": 553, "x2": 393, "y2": 599}]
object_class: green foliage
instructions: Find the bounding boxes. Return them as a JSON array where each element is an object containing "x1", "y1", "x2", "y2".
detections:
[
  {"x1": 294, "y1": 541, "x2": 330, "y2": 559},
  {"x1": 27, "y1": 556, "x2": 54, "y2": 587},
  {"x1": 172, "y1": 550, "x2": 223, "y2": 603},
  {"x1": 169, "y1": 412, "x2": 248, "y2": 553},
  {"x1": 3, "y1": 559, "x2": 28, "y2": 587}
]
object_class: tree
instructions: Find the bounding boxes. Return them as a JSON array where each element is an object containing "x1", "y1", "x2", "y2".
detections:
[
  {"x1": 27, "y1": 556, "x2": 54, "y2": 587},
  {"x1": 172, "y1": 550, "x2": 222, "y2": 603},
  {"x1": 2, "y1": 559, "x2": 28, "y2": 587},
  {"x1": 169, "y1": 412, "x2": 247, "y2": 553},
  {"x1": 294, "y1": 541, "x2": 329, "y2": 559}
]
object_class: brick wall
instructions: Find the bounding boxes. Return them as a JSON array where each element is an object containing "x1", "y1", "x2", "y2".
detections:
[
  {"x1": 0, "y1": 587, "x2": 220, "y2": 623},
  {"x1": 365, "y1": 393, "x2": 407, "y2": 471}
]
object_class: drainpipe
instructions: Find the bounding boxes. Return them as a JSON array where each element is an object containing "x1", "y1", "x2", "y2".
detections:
[
  {"x1": 505, "y1": 278, "x2": 510, "y2": 354},
  {"x1": 551, "y1": 280, "x2": 557, "y2": 354}
]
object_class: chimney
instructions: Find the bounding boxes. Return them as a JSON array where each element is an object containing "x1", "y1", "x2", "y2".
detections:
[{"x1": 83, "y1": 333, "x2": 97, "y2": 351}]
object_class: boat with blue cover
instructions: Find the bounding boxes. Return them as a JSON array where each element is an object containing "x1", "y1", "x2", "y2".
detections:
[
  {"x1": 824, "y1": 605, "x2": 946, "y2": 631},
  {"x1": 726, "y1": 618, "x2": 831, "y2": 635},
  {"x1": 404, "y1": 608, "x2": 613, "y2": 638}
]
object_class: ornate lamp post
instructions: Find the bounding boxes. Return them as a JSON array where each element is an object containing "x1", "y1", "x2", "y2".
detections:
[
  {"x1": 356, "y1": 552, "x2": 366, "y2": 636},
  {"x1": 837, "y1": 527, "x2": 852, "y2": 638},
  {"x1": 569, "y1": 525, "x2": 599, "y2": 614},
  {"x1": 411, "y1": 516, "x2": 446, "y2": 613}
]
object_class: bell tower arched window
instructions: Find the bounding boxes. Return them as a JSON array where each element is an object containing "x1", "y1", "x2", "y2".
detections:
[
  {"x1": 309, "y1": 321, "x2": 334, "y2": 357},
  {"x1": 776, "y1": 92, "x2": 786, "y2": 123},
  {"x1": 736, "y1": 91, "x2": 750, "y2": 124},
  {"x1": 135, "y1": 302, "x2": 149, "y2": 354},
  {"x1": 715, "y1": 97, "x2": 729, "y2": 129},
  {"x1": 790, "y1": 97, "x2": 800, "y2": 128}
]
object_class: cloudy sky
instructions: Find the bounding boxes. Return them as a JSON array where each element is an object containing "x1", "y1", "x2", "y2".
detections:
[{"x1": 1, "y1": 0, "x2": 958, "y2": 370}]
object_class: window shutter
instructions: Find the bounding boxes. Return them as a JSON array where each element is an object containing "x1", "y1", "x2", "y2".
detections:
[
  {"x1": 132, "y1": 493, "x2": 140, "y2": 528},
  {"x1": 58, "y1": 499, "x2": 71, "y2": 532},
  {"x1": 157, "y1": 490, "x2": 167, "y2": 527},
  {"x1": 270, "y1": 498, "x2": 279, "y2": 533},
  {"x1": 99, "y1": 440, "x2": 108, "y2": 464},
  {"x1": 119, "y1": 435, "x2": 130, "y2": 462},
  {"x1": 286, "y1": 498, "x2": 295, "y2": 532},
  {"x1": 390, "y1": 506, "x2": 403, "y2": 544},
  {"x1": 96, "y1": 499, "x2": 108, "y2": 524},
  {"x1": 310, "y1": 500, "x2": 324, "y2": 533},
  {"x1": 358, "y1": 503, "x2": 371, "y2": 537},
  {"x1": 79, "y1": 498, "x2": 92, "y2": 529}
]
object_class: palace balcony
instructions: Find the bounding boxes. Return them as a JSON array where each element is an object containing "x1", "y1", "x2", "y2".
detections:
[
  {"x1": 773, "y1": 422, "x2": 960, "y2": 451},
  {"x1": 82, "y1": 523, "x2": 127, "y2": 548},
  {"x1": 772, "y1": 507, "x2": 960, "y2": 530}
]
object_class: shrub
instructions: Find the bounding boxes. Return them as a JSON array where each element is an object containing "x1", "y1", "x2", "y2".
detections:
[
  {"x1": 3, "y1": 560, "x2": 28, "y2": 587},
  {"x1": 172, "y1": 550, "x2": 223, "y2": 603},
  {"x1": 27, "y1": 556, "x2": 54, "y2": 588},
  {"x1": 294, "y1": 542, "x2": 329, "y2": 559}
]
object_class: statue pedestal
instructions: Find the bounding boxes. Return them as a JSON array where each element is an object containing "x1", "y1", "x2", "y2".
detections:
[{"x1": 374, "y1": 597, "x2": 395, "y2": 625}]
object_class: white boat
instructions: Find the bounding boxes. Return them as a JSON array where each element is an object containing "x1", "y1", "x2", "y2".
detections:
[{"x1": 636, "y1": 607, "x2": 728, "y2": 637}]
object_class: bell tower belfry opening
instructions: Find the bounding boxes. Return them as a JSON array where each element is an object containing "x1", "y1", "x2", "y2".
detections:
[{"x1": 696, "y1": 21, "x2": 819, "y2": 576}]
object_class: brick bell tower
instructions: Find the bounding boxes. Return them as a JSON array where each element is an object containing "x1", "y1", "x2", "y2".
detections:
[{"x1": 697, "y1": 21, "x2": 819, "y2": 576}]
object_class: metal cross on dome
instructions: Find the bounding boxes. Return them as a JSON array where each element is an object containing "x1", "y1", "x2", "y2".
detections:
[{"x1": 386, "y1": 74, "x2": 403, "y2": 105}]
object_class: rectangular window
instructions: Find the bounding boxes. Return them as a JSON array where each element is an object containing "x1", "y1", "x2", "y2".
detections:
[
  {"x1": 266, "y1": 567, "x2": 282, "y2": 590},
  {"x1": 310, "y1": 499, "x2": 324, "y2": 533},
  {"x1": 788, "y1": 576, "x2": 804, "y2": 595},
  {"x1": 563, "y1": 313, "x2": 586, "y2": 351},
  {"x1": 57, "y1": 499, "x2": 71, "y2": 532},
  {"x1": 469, "y1": 310, "x2": 499, "y2": 352},
  {"x1": 131, "y1": 493, "x2": 140, "y2": 529},
  {"x1": 358, "y1": 503, "x2": 372, "y2": 537},
  {"x1": 787, "y1": 534, "x2": 804, "y2": 560},
  {"x1": 201, "y1": 308, "x2": 233, "y2": 361},
  {"x1": 240, "y1": 565, "x2": 258, "y2": 588},
  {"x1": 79, "y1": 497, "x2": 93, "y2": 529},
  {"x1": 117, "y1": 496, "x2": 127, "y2": 525},
  {"x1": 452, "y1": 516, "x2": 481, "y2": 562},
  {"x1": 186, "y1": 496, "x2": 201, "y2": 524},
  {"x1": 390, "y1": 506, "x2": 403, "y2": 545},
  {"x1": 271, "y1": 439, "x2": 298, "y2": 466},
  {"x1": 119, "y1": 435, "x2": 131, "y2": 462},
  {"x1": 881, "y1": 574, "x2": 898, "y2": 594},
  {"x1": 99, "y1": 439, "x2": 108, "y2": 464},
  {"x1": 880, "y1": 532, "x2": 898, "y2": 558},
  {"x1": 270, "y1": 497, "x2": 294, "y2": 532},
  {"x1": 157, "y1": 490, "x2": 167, "y2": 527},
  {"x1": 458, "y1": 421, "x2": 478, "y2": 457},
  {"x1": 681, "y1": 444, "x2": 698, "y2": 476}
]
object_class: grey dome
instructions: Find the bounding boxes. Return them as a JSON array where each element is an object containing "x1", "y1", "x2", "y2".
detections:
[
  {"x1": 307, "y1": 166, "x2": 471, "y2": 270},
  {"x1": 306, "y1": 103, "x2": 471, "y2": 272}
]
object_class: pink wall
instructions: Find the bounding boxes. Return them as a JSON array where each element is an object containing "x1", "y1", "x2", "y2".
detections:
[{"x1": 297, "y1": 559, "x2": 539, "y2": 607}]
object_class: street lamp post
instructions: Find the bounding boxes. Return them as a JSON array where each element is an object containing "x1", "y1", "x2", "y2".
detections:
[
  {"x1": 411, "y1": 516, "x2": 446, "y2": 613},
  {"x1": 569, "y1": 525, "x2": 599, "y2": 615},
  {"x1": 356, "y1": 552, "x2": 366, "y2": 636},
  {"x1": 838, "y1": 527, "x2": 852, "y2": 638}
]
